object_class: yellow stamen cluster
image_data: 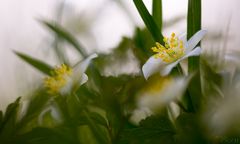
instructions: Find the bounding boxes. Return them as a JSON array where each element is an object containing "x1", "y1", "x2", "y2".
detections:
[
  {"x1": 151, "y1": 32, "x2": 184, "y2": 63},
  {"x1": 44, "y1": 64, "x2": 72, "y2": 94}
]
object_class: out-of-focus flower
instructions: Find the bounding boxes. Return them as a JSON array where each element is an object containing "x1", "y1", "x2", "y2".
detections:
[
  {"x1": 44, "y1": 53, "x2": 98, "y2": 95},
  {"x1": 38, "y1": 103, "x2": 62, "y2": 125},
  {"x1": 130, "y1": 75, "x2": 189, "y2": 125},
  {"x1": 222, "y1": 51, "x2": 240, "y2": 74},
  {"x1": 142, "y1": 30, "x2": 207, "y2": 79},
  {"x1": 205, "y1": 88, "x2": 240, "y2": 136}
]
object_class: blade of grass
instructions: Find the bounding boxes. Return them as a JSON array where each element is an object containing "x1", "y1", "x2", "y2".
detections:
[
  {"x1": 40, "y1": 20, "x2": 87, "y2": 57},
  {"x1": 187, "y1": 0, "x2": 202, "y2": 112},
  {"x1": 187, "y1": 0, "x2": 201, "y2": 72},
  {"x1": 14, "y1": 51, "x2": 53, "y2": 75},
  {"x1": 133, "y1": 0, "x2": 163, "y2": 44},
  {"x1": 152, "y1": 0, "x2": 162, "y2": 31}
]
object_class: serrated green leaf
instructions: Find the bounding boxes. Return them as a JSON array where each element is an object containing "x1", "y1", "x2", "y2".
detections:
[
  {"x1": 14, "y1": 51, "x2": 53, "y2": 75},
  {"x1": 133, "y1": 0, "x2": 163, "y2": 44},
  {"x1": 41, "y1": 20, "x2": 87, "y2": 57},
  {"x1": 22, "y1": 91, "x2": 50, "y2": 121},
  {"x1": 16, "y1": 90, "x2": 51, "y2": 133},
  {"x1": 152, "y1": 0, "x2": 162, "y2": 31},
  {"x1": 0, "y1": 97, "x2": 21, "y2": 142},
  {"x1": 1, "y1": 97, "x2": 21, "y2": 127}
]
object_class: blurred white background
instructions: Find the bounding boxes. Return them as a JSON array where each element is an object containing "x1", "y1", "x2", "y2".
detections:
[{"x1": 0, "y1": 0, "x2": 239, "y2": 110}]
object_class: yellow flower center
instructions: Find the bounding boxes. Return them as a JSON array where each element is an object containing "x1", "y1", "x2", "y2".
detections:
[
  {"x1": 152, "y1": 32, "x2": 185, "y2": 63},
  {"x1": 44, "y1": 64, "x2": 72, "y2": 94},
  {"x1": 141, "y1": 75, "x2": 173, "y2": 94}
]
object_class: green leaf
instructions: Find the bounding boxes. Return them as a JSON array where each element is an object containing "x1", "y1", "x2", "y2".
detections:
[
  {"x1": 83, "y1": 110, "x2": 109, "y2": 144},
  {"x1": 122, "y1": 114, "x2": 176, "y2": 144},
  {"x1": 75, "y1": 112, "x2": 109, "y2": 128},
  {"x1": 16, "y1": 127, "x2": 78, "y2": 144},
  {"x1": 17, "y1": 90, "x2": 51, "y2": 132},
  {"x1": 14, "y1": 51, "x2": 53, "y2": 75},
  {"x1": 41, "y1": 20, "x2": 87, "y2": 57},
  {"x1": 133, "y1": 0, "x2": 163, "y2": 43},
  {"x1": 0, "y1": 97, "x2": 21, "y2": 142},
  {"x1": 89, "y1": 112, "x2": 108, "y2": 127},
  {"x1": 152, "y1": 0, "x2": 162, "y2": 31},
  {"x1": 1, "y1": 97, "x2": 21, "y2": 128},
  {"x1": 175, "y1": 113, "x2": 208, "y2": 144}
]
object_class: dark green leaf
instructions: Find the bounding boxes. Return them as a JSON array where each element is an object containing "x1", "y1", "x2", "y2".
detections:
[
  {"x1": 122, "y1": 114, "x2": 176, "y2": 144},
  {"x1": 17, "y1": 90, "x2": 52, "y2": 131},
  {"x1": 16, "y1": 127, "x2": 78, "y2": 144},
  {"x1": 175, "y1": 113, "x2": 208, "y2": 144},
  {"x1": 0, "y1": 97, "x2": 21, "y2": 142},
  {"x1": 89, "y1": 112, "x2": 108, "y2": 127},
  {"x1": 133, "y1": 0, "x2": 163, "y2": 43},
  {"x1": 83, "y1": 110, "x2": 109, "y2": 144},
  {"x1": 14, "y1": 51, "x2": 53, "y2": 75},
  {"x1": 41, "y1": 20, "x2": 87, "y2": 57}
]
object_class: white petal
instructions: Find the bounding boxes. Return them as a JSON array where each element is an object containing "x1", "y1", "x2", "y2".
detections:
[
  {"x1": 160, "y1": 77, "x2": 188, "y2": 103},
  {"x1": 185, "y1": 30, "x2": 207, "y2": 53},
  {"x1": 69, "y1": 53, "x2": 97, "y2": 91},
  {"x1": 60, "y1": 77, "x2": 74, "y2": 95},
  {"x1": 168, "y1": 102, "x2": 180, "y2": 120},
  {"x1": 138, "y1": 77, "x2": 189, "y2": 111},
  {"x1": 80, "y1": 73, "x2": 88, "y2": 85},
  {"x1": 178, "y1": 32, "x2": 187, "y2": 44},
  {"x1": 72, "y1": 53, "x2": 98, "y2": 85},
  {"x1": 129, "y1": 107, "x2": 152, "y2": 125},
  {"x1": 160, "y1": 60, "x2": 179, "y2": 76},
  {"x1": 73, "y1": 53, "x2": 98, "y2": 76},
  {"x1": 182, "y1": 47, "x2": 202, "y2": 60},
  {"x1": 142, "y1": 56, "x2": 166, "y2": 79}
]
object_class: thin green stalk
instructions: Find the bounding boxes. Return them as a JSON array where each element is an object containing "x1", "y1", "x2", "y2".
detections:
[
  {"x1": 152, "y1": 0, "x2": 162, "y2": 31},
  {"x1": 186, "y1": 0, "x2": 203, "y2": 112}
]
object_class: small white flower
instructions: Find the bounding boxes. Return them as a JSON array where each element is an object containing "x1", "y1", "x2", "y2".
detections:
[
  {"x1": 130, "y1": 75, "x2": 190, "y2": 125},
  {"x1": 138, "y1": 77, "x2": 188, "y2": 110},
  {"x1": 142, "y1": 30, "x2": 207, "y2": 79},
  {"x1": 44, "y1": 53, "x2": 98, "y2": 95}
]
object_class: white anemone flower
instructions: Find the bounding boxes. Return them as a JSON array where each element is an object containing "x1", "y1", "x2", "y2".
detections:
[
  {"x1": 44, "y1": 53, "x2": 98, "y2": 95},
  {"x1": 130, "y1": 75, "x2": 190, "y2": 125},
  {"x1": 142, "y1": 30, "x2": 207, "y2": 79}
]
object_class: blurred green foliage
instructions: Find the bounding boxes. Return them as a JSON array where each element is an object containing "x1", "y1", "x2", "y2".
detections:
[{"x1": 1, "y1": 0, "x2": 240, "y2": 144}]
